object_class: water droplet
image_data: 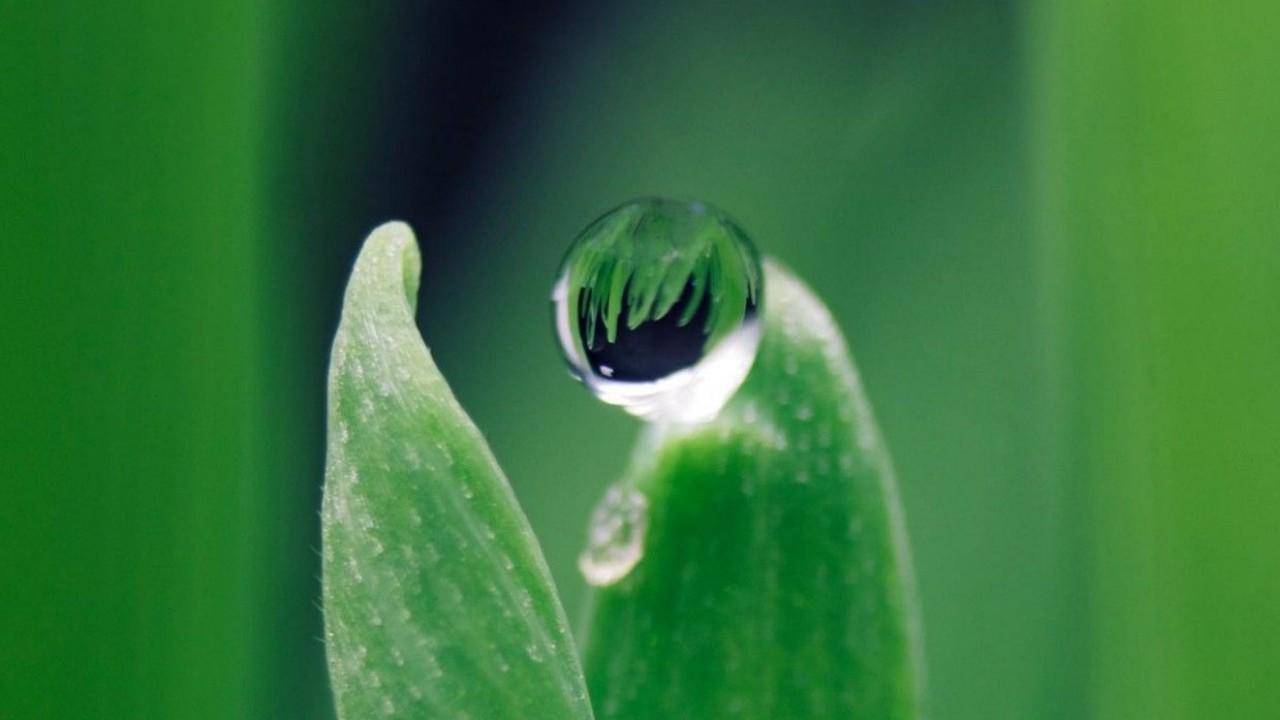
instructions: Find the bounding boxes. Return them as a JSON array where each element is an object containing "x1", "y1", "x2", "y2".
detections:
[
  {"x1": 525, "y1": 642, "x2": 545, "y2": 663},
  {"x1": 579, "y1": 486, "x2": 648, "y2": 586},
  {"x1": 552, "y1": 198, "x2": 764, "y2": 423}
]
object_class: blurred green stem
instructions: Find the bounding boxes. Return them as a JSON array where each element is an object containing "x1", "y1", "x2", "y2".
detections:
[
  {"x1": 1036, "y1": 0, "x2": 1280, "y2": 715},
  {"x1": 1, "y1": 3, "x2": 271, "y2": 717}
]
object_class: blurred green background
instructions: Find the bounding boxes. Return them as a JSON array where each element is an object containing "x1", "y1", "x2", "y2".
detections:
[{"x1": 2, "y1": 1, "x2": 1276, "y2": 718}]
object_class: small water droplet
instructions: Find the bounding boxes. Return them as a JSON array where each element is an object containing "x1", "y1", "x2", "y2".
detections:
[
  {"x1": 579, "y1": 486, "x2": 649, "y2": 586},
  {"x1": 525, "y1": 643, "x2": 545, "y2": 663},
  {"x1": 552, "y1": 198, "x2": 764, "y2": 424}
]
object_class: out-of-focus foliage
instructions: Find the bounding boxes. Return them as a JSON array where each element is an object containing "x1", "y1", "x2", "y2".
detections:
[
  {"x1": 1036, "y1": 0, "x2": 1280, "y2": 715},
  {"x1": 0, "y1": 4, "x2": 275, "y2": 718}
]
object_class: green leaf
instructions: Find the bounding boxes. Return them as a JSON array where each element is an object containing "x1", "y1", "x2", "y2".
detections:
[
  {"x1": 580, "y1": 261, "x2": 925, "y2": 719},
  {"x1": 321, "y1": 222, "x2": 594, "y2": 720},
  {"x1": 1036, "y1": 1, "x2": 1280, "y2": 715}
]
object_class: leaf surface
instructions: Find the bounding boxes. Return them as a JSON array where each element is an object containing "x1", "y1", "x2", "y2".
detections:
[
  {"x1": 581, "y1": 261, "x2": 925, "y2": 720},
  {"x1": 322, "y1": 222, "x2": 594, "y2": 720}
]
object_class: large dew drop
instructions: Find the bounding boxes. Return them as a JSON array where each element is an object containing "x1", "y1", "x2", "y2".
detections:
[
  {"x1": 579, "y1": 486, "x2": 649, "y2": 586},
  {"x1": 552, "y1": 198, "x2": 764, "y2": 424}
]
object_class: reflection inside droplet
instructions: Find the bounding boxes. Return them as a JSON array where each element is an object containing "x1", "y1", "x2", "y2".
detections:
[{"x1": 552, "y1": 198, "x2": 764, "y2": 424}]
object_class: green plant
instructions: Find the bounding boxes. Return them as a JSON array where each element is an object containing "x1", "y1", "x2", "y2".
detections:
[{"x1": 322, "y1": 206, "x2": 924, "y2": 719}]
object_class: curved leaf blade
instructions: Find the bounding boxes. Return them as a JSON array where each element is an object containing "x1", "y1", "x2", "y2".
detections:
[
  {"x1": 322, "y1": 222, "x2": 593, "y2": 720},
  {"x1": 581, "y1": 260, "x2": 925, "y2": 719}
]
